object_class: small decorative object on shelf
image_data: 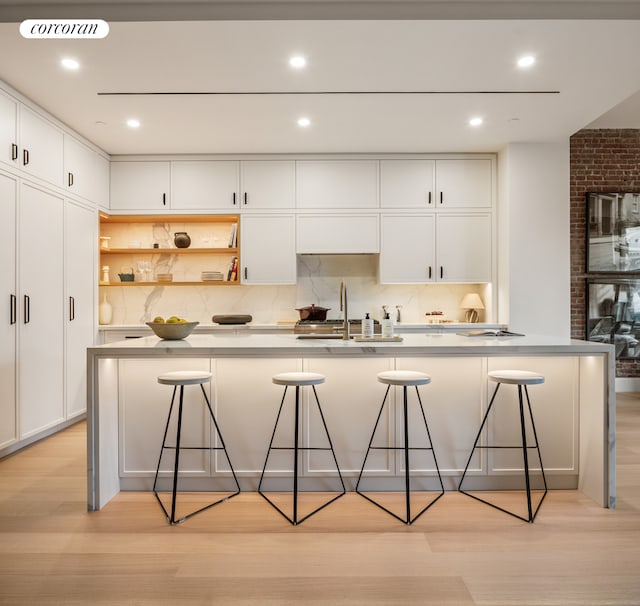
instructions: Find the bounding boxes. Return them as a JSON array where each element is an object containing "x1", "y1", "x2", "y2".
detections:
[
  {"x1": 98, "y1": 293, "x2": 113, "y2": 325},
  {"x1": 174, "y1": 231, "x2": 191, "y2": 248},
  {"x1": 460, "y1": 293, "x2": 485, "y2": 323}
]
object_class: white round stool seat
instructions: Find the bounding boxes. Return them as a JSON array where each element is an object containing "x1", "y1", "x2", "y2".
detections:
[
  {"x1": 272, "y1": 372, "x2": 326, "y2": 386},
  {"x1": 377, "y1": 370, "x2": 431, "y2": 386},
  {"x1": 488, "y1": 370, "x2": 544, "y2": 386},
  {"x1": 157, "y1": 370, "x2": 212, "y2": 386}
]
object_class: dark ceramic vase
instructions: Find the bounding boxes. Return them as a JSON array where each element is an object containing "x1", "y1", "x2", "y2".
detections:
[{"x1": 174, "y1": 232, "x2": 191, "y2": 248}]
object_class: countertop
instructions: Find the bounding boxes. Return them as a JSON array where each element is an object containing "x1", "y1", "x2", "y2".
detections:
[{"x1": 89, "y1": 332, "x2": 614, "y2": 358}]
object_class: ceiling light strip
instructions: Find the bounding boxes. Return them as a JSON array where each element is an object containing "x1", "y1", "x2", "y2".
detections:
[{"x1": 98, "y1": 90, "x2": 560, "y2": 96}]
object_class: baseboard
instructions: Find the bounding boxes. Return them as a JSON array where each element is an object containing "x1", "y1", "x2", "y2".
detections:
[{"x1": 615, "y1": 378, "x2": 640, "y2": 392}]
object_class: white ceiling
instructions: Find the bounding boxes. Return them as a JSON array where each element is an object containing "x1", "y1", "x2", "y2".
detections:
[{"x1": 0, "y1": 3, "x2": 639, "y2": 155}]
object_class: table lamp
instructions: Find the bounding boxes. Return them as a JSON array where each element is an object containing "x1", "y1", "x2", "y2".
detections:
[{"x1": 460, "y1": 293, "x2": 485, "y2": 323}]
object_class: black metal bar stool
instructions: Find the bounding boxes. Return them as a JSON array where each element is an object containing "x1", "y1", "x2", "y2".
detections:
[
  {"x1": 458, "y1": 369, "x2": 548, "y2": 523},
  {"x1": 153, "y1": 370, "x2": 240, "y2": 525},
  {"x1": 258, "y1": 372, "x2": 345, "y2": 525},
  {"x1": 356, "y1": 370, "x2": 444, "y2": 525}
]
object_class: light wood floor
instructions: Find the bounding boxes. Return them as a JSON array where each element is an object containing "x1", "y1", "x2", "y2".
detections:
[{"x1": 1, "y1": 395, "x2": 640, "y2": 606}]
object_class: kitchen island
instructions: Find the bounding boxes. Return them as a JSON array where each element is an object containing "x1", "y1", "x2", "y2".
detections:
[{"x1": 87, "y1": 333, "x2": 615, "y2": 511}]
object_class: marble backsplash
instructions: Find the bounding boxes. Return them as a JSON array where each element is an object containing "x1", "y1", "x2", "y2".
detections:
[{"x1": 99, "y1": 254, "x2": 491, "y2": 325}]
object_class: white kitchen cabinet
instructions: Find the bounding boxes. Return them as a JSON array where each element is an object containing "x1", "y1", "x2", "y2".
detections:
[
  {"x1": 435, "y1": 158, "x2": 493, "y2": 209},
  {"x1": 241, "y1": 214, "x2": 296, "y2": 284},
  {"x1": 296, "y1": 160, "x2": 378, "y2": 208},
  {"x1": 240, "y1": 160, "x2": 295, "y2": 209},
  {"x1": 437, "y1": 214, "x2": 492, "y2": 282},
  {"x1": 380, "y1": 159, "x2": 435, "y2": 208},
  {"x1": 379, "y1": 213, "x2": 491, "y2": 283},
  {"x1": 381, "y1": 158, "x2": 493, "y2": 209},
  {"x1": 65, "y1": 200, "x2": 97, "y2": 419},
  {"x1": 171, "y1": 160, "x2": 239, "y2": 210},
  {"x1": 64, "y1": 135, "x2": 110, "y2": 206},
  {"x1": 297, "y1": 214, "x2": 379, "y2": 254},
  {"x1": 19, "y1": 106, "x2": 64, "y2": 187},
  {"x1": 379, "y1": 214, "x2": 436, "y2": 283},
  {"x1": 0, "y1": 172, "x2": 17, "y2": 449},
  {"x1": 18, "y1": 183, "x2": 64, "y2": 438},
  {"x1": 110, "y1": 161, "x2": 170, "y2": 210},
  {"x1": 0, "y1": 90, "x2": 18, "y2": 171}
]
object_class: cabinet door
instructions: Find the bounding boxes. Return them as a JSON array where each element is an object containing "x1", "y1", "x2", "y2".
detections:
[
  {"x1": 435, "y1": 159, "x2": 493, "y2": 209},
  {"x1": 64, "y1": 135, "x2": 98, "y2": 202},
  {"x1": 380, "y1": 159, "x2": 435, "y2": 208},
  {"x1": 241, "y1": 214, "x2": 296, "y2": 284},
  {"x1": 240, "y1": 160, "x2": 295, "y2": 209},
  {"x1": 379, "y1": 214, "x2": 435, "y2": 283},
  {"x1": 171, "y1": 161, "x2": 239, "y2": 210},
  {"x1": 437, "y1": 214, "x2": 492, "y2": 282},
  {"x1": 0, "y1": 90, "x2": 18, "y2": 169},
  {"x1": 297, "y1": 214, "x2": 379, "y2": 254},
  {"x1": 110, "y1": 161, "x2": 170, "y2": 210},
  {"x1": 19, "y1": 183, "x2": 64, "y2": 438},
  {"x1": 19, "y1": 106, "x2": 64, "y2": 187},
  {"x1": 65, "y1": 200, "x2": 96, "y2": 419},
  {"x1": 0, "y1": 172, "x2": 17, "y2": 449},
  {"x1": 296, "y1": 160, "x2": 378, "y2": 208}
]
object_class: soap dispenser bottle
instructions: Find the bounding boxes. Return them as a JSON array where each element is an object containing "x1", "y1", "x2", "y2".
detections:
[
  {"x1": 381, "y1": 310, "x2": 394, "y2": 338},
  {"x1": 362, "y1": 312, "x2": 374, "y2": 338}
]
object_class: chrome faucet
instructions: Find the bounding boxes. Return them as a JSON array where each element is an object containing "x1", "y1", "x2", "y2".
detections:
[{"x1": 340, "y1": 281, "x2": 350, "y2": 340}]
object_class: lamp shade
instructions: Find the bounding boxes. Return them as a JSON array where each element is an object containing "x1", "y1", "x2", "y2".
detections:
[{"x1": 460, "y1": 293, "x2": 485, "y2": 310}]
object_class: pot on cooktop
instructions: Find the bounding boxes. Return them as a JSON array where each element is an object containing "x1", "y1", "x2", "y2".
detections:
[{"x1": 296, "y1": 304, "x2": 330, "y2": 321}]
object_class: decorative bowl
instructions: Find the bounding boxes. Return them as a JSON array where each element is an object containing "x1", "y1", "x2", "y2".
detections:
[{"x1": 145, "y1": 321, "x2": 199, "y2": 340}]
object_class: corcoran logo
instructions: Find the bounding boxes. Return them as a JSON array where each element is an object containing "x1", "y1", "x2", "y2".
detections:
[{"x1": 20, "y1": 19, "x2": 109, "y2": 39}]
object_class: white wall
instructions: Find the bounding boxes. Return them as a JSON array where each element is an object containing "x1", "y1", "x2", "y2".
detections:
[{"x1": 498, "y1": 142, "x2": 571, "y2": 337}]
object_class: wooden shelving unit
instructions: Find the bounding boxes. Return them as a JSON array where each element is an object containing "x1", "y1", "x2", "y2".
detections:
[{"x1": 99, "y1": 213, "x2": 240, "y2": 286}]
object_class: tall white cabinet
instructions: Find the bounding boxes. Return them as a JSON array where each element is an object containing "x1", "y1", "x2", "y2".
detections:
[
  {"x1": 65, "y1": 201, "x2": 96, "y2": 419},
  {"x1": 18, "y1": 183, "x2": 65, "y2": 438},
  {"x1": 0, "y1": 172, "x2": 17, "y2": 449}
]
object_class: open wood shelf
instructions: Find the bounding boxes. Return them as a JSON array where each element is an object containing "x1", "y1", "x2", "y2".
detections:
[
  {"x1": 99, "y1": 281, "x2": 240, "y2": 286},
  {"x1": 101, "y1": 247, "x2": 238, "y2": 255}
]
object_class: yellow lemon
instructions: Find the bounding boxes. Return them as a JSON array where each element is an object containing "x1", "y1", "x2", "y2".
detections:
[{"x1": 153, "y1": 316, "x2": 165, "y2": 324}]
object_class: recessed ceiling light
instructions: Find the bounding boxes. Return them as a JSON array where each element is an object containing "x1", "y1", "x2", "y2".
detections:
[
  {"x1": 289, "y1": 55, "x2": 307, "y2": 69},
  {"x1": 517, "y1": 55, "x2": 536, "y2": 68},
  {"x1": 126, "y1": 118, "x2": 141, "y2": 129},
  {"x1": 469, "y1": 117, "x2": 483, "y2": 127},
  {"x1": 61, "y1": 58, "x2": 79, "y2": 70},
  {"x1": 297, "y1": 117, "x2": 311, "y2": 127}
]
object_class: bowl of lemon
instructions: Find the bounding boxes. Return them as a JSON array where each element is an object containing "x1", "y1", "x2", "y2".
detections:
[{"x1": 146, "y1": 316, "x2": 199, "y2": 340}]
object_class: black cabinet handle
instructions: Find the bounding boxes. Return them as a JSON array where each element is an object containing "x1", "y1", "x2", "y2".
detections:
[
  {"x1": 244, "y1": 192, "x2": 248, "y2": 205},
  {"x1": 162, "y1": 193, "x2": 166, "y2": 206},
  {"x1": 244, "y1": 267, "x2": 247, "y2": 280},
  {"x1": 22, "y1": 148, "x2": 29, "y2": 166},
  {"x1": 11, "y1": 143, "x2": 18, "y2": 161},
  {"x1": 10, "y1": 294, "x2": 16, "y2": 324},
  {"x1": 439, "y1": 192, "x2": 443, "y2": 204},
  {"x1": 428, "y1": 191, "x2": 432, "y2": 205},
  {"x1": 23, "y1": 295, "x2": 30, "y2": 324},
  {"x1": 68, "y1": 172, "x2": 74, "y2": 187},
  {"x1": 232, "y1": 192, "x2": 237, "y2": 206},
  {"x1": 69, "y1": 296, "x2": 75, "y2": 321},
  {"x1": 440, "y1": 266, "x2": 444, "y2": 279},
  {"x1": 428, "y1": 266, "x2": 432, "y2": 279}
]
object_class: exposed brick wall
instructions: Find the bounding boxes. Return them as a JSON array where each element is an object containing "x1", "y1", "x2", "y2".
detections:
[{"x1": 570, "y1": 129, "x2": 640, "y2": 377}]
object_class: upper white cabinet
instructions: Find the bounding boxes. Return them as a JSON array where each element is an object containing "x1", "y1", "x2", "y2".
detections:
[
  {"x1": 380, "y1": 213, "x2": 491, "y2": 283},
  {"x1": 64, "y1": 135, "x2": 109, "y2": 207},
  {"x1": 110, "y1": 161, "x2": 170, "y2": 210},
  {"x1": 380, "y1": 159, "x2": 435, "y2": 208},
  {"x1": 296, "y1": 160, "x2": 378, "y2": 208},
  {"x1": 240, "y1": 160, "x2": 295, "y2": 209},
  {"x1": 381, "y1": 158, "x2": 493, "y2": 209},
  {"x1": 379, "y1": 214, "x2": 436, "y2": 283},
  {"x1": 171, "y1": 160, "x2": 239, "y2": 209},
  {"x1": 18, "y1": 106, "x2": 64, "y2": 187},
  {"x1": 241, "y1": 214, "x2": 296, "y2": 284},
  {"x1": 297, "y1": 214, "x2": 379, "y2": 254},
  {"x1": 0, "y1": 90, "x2": 18, "y2": 171},
  {"x1": 435, "y1": 158, "x2": 493, "y2": 209}
]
